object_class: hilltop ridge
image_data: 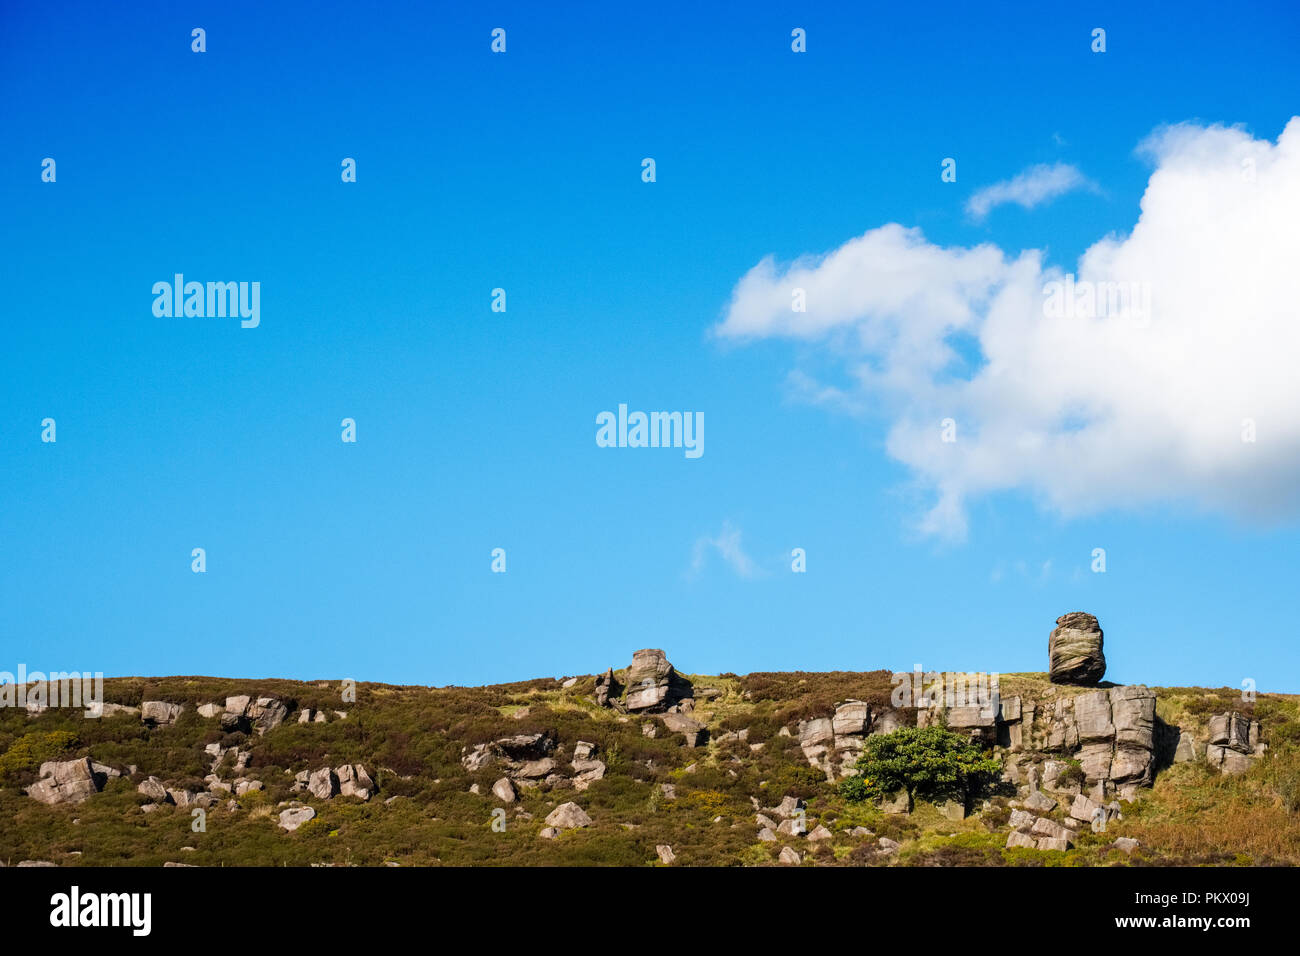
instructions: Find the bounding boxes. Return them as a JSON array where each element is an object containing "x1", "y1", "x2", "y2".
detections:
[{"x1": 3, "y1": 639, "x2": 1298, "y2": 867}]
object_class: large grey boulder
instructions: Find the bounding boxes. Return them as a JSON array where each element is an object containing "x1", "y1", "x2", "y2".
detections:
[
  {"x1": 141, "y1": 700, "x2": 184, "y2": 726},
  {"x1": 492, "y1": 777, "x2": 517, "y2": 803},
  {"x1": 335, "y1": 764, "x2": 375, "y2": 800},
  {"x1": 252, "y1": 698, "x2": 289, "y2": 735},
  {"x1": 494, "y1": 733, "x2": 556, "y2": 761},
  {"x1": 832, "y1": 700, "x2": 870, "y2": 735},
  {"x1": 307, "y1": 767, "x2": 339, "y2": 800},
  {"x1": 279, "y1": 806, "x2": 315, "y2": 831},
  {"x1": 1049, "y1": 612, "x2": 1106, "y2": 685},
  {"x1": 26, "y1": 758, "x2": 102, "y2": 805},
  {"x1": 513, "y1": 758, "x2": 557, "y2": 780},
  {"x1": 544, "y1": 801, "x2": 592, "y2": 829},
  {"x1": 137, "y1": 776, "x2": 171, "y2": 803}
]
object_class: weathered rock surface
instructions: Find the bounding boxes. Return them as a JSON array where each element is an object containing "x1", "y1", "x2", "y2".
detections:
[
  {"x1": 141, "y1": 700, "x2": 184, "y2": 726},
  {"x1": 544, "y1": 801, "x2": 592, "y2": 830},
  {"x1": 308, "y1": 767, "x2": 338, "y2": 800},
  {"x1": 461, "y1": 732, "x2": 558, "y2": 774},
  {"x1": 492, "y1": 777, "x2": 517, "y2": 803},
  {"x1": 335, "y1": 764, "x2": 375, "y2": 799},
  {"x1": 279, "y1": 806, "x2": 315, "y2": 831},
  {"x1": 661, "y1": 712, "x2": 707, "y2": 747},
  {"x1": 1204, "y1": 711, "x2": 1261, "y2": 774},
  {"x1": 1049, "y1": 612, "x2": 1106, "y2": 685},
  {"x1": 26, "y1": 758, "x2": 103, "y2": 805},
  {"x1": 622, "y1": 649, "x2": 692, "y2": 712}
]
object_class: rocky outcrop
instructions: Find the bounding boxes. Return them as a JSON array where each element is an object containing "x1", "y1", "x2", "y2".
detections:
[
  {"x1": 297, "y1": 764, "x2": 375, "y2": 801},
  {"x1": 219, "y1": 695, "x2": 289, "y2": 735},
  {"x1": 141, "y1": 700, "x2": 184, "y2": 726},
  {"x1": 1049, "y1": 612, "x2": 1106, "y2": 685},
  {"x1": 336, "y1": 764, "x2": 375, "y2": 799},
  {"x1": 1000, "y1": 685, "x2": 1157, "y2": 800},
  {"x1": 623, "y1": 649, "x2": 693, "y2": 712},
  {"x1": 26, "y1": 758, "x2": 104, "y2": 805},
  {"x1": 593, "y1": 668, "x2": 618, "y2": 707},
  {"x1": 570, "y1": 741, "x2": 606, "y2": 791},
  {"x1": 461, "y1": 732, "x2": 558, "y2": 774},
  {"x1": 591, "y1": 649, "x2": 694, "y2": 713},
  {"x1": 796, "y1": 700, "x2": 904, "y2": 779},
  {"x1": 918, "y1": 702, "x2": 998, "y2": 746},
  {"x1": 1205, "y1": 711, "x2": 1262, "y2": 775}
]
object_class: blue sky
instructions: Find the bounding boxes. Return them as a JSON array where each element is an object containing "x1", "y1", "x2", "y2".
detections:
[{"x1": 2, "y1": 1, "x2": 1299, "y2": 691}]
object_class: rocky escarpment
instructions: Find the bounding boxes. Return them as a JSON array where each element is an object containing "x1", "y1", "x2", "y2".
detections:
[{"x1": 791, "y1": 613, "x2": 1268, "y2": 804}]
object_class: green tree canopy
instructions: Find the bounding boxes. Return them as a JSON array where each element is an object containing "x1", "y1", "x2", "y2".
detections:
[{"x1": 839, "y1": 725, "x2": 1001, "y2": 806}]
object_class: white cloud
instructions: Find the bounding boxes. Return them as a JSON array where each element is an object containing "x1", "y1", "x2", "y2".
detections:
[
  {"x1": 715, "y1": 119, "x2": 1300, "y2": 540},
  {"x1": 690, "y1": 521, "x2": 761, "y2": 578},
  {"x1": 965, "y1": 162, "x2": 1096, "y2": 220}
]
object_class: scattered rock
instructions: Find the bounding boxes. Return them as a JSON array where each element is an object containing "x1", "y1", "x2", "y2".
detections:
[
  {"x1": 544, "y1": 801, "x2": 592, "y2": 830},
  {"x1": 335, "y1": 764, "x2": 375, "y2": 800},
  {"x1": 141, "y1": 700, "x2": 184, "y2": 726},
  {"x1": 1006, "y1": 831, "x2": 1037, "y2": 849},
  {"x1": 308, "y1": 767, "x2": 338, "y2": 800},
  {"x1": 136, "y1": 776, "x2": 170, "y2": 803},
  {"x1": 492, "y1": 777, "x2": 517, "y2": 803},
  {"x1": 1024, "y1": 790, "x2": 1057, "y2": 813},
  {"x1": 655, "y1": 844, "x2": 676, "y2": 864},
  {"x1": 279, "y1": 806, "x2": 315, "y2": 831},
  {"x1": 778, "y1": 846, "x2": 802, "y2": 865},
  {"x1": 661, "y1": 712, "x2": 707, "y2": 747}
]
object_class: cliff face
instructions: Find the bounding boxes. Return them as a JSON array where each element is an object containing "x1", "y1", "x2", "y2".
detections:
[
  {"x1": 793, "y1": 679, "x2": 1264, "y2": 799},
  {"x1": 0, "y1": 651, "x2": 1295, "y2": 868}
]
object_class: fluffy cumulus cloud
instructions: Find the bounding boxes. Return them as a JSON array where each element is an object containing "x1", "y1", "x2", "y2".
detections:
[
  {"x1": 965, "y1": 162, "x2": 1097, "y2": 220},
  {"x1": 715, "y1": 119, "x2": 1300, "y2": 539}
]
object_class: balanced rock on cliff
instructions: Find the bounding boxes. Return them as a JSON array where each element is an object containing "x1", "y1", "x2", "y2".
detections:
[{"x1": 1049, "y1": 612, "x2": 1106, "y2": 685}]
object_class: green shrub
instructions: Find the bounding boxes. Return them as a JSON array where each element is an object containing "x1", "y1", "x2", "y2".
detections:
[
  {"x1": 0, "y1": 730, "x2": 78, "y2": 781},
  {"x1": 839, "y1": 726, "x2": 1000, "y2": 805}
]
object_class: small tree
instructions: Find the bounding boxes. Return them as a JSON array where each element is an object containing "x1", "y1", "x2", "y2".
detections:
[{"x1": 839, "y1": 725, "x2": 1000, "y2": 807}]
